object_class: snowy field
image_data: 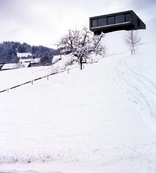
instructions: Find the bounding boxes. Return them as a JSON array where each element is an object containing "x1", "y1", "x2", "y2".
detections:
[{"x1": 0, "y1": 41, "x2": 156, "y2": 173}]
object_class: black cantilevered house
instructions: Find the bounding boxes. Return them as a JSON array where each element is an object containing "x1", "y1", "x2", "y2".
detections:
[{"x1": 89, "y1": 10, "x2": 146, "y2": 35}]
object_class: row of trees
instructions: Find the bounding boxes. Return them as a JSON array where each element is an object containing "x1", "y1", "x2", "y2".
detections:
[{"x1": 0, "y1": 42, "x2": 19, "y2": 63}]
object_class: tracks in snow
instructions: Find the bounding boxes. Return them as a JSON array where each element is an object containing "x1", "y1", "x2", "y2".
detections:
[{"x1": 116, "y1": 58, "x2": 156, "y2": 135}]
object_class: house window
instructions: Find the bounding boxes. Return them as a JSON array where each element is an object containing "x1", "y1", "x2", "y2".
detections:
[
  {"x1": 125, "y1": 13, "x2": 131, "y2": 22},
  {"x1": 115, "y1": 15, "x2": 125, "y2": 23},
  {"x1": 98, "y1": 18, "x2": 107, "y2": 26},
  {"x1": 91, "y1": 19, "x2": 98, "y2": 27},
  {"x1": 107, "y1": 16, "x2": 114, "y2": 25}
]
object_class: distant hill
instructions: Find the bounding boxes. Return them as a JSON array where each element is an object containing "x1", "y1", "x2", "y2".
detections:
[{"x1": 0, "y1": 41, "x2": 59, "y2": 64}]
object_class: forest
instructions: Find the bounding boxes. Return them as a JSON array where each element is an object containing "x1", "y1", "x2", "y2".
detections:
[{"x1": 0, "y1": 41, "x2": 59, "y2": 65}]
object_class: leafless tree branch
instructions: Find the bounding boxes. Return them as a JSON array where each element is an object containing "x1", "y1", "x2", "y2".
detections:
[
  {"x1": 57, "y1": 28, "x2": 105, "y2": 70},
  {"x1": 124, "y1": 30, "x2": 141, "y2": 55}
]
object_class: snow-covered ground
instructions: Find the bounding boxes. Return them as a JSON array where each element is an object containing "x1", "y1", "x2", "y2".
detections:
[{"x1": 0, "y1": 41, "x2": 156, "y2": 173}]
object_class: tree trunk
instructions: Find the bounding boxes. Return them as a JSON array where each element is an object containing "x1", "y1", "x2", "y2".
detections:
[{"x1": 80, "y1": 57, "x2": 83, "y2": 70}]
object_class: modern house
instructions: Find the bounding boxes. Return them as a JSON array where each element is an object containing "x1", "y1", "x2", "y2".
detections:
[{"x1": 89, "y1": 10, "x2": 146, "y2": 35}]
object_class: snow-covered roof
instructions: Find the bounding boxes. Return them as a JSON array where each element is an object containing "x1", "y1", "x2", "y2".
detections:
[
  {"x1": 19, "y1": 58, "x2": 40, "y2": 64},
  {"x1": 1, "y1": 63, "x2": 19, "y2": 70},
  {"x1": 52, "y1": 54, "x2": 77, "y2": 69},
  {"x1": 17, "y1": 52, "x2": 32, "y2": 58},
  {"x1": 52, "y1": 55, "x2": 62, "y2": 64}
]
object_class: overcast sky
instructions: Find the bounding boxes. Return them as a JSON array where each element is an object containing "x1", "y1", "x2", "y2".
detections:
[{"x1": 0, "y1": 0, "x2": 156, "y2": 49}]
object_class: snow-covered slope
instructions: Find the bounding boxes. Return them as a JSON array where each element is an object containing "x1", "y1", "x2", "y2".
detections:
[{"x1": 0, "y1": 42, "x2": 156, "y2": 173}]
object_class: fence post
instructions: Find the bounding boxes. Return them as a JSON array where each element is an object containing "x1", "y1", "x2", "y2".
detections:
[
  {"x1": 6, "y1": 88, "x2": 10, "y2": 93},
  {"x1": 47, "y1": 75, "x2": 49, "y2": 80}
]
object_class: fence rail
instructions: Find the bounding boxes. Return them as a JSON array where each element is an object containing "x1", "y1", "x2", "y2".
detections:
[{"x1": 0, "y1": 71, "x2": 58, "y2": 94}]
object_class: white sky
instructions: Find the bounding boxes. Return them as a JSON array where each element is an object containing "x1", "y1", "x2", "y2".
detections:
[{"x1": 0, "y1": 0, "x2": 156, "y2": 49}]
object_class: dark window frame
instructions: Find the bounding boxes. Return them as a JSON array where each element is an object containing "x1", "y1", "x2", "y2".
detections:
[
  {"x1": 91, "y1": 12, "x2": 132, "y2": 28},
  {"x1": 107, "y1": 16, "x2": 115, "y2": 25},
  {"x1": 125, "y1": 13, "x2": 131, "y2": 22},
  {"x1": 98, "y1": 17, "x2": 107, "y2": 26},
  {"x1": 115, "y1": 14, "x2": 125, "y2": 24},
  {"x1": 91, "y1": 19, "x2": 98, "y2": 27}
]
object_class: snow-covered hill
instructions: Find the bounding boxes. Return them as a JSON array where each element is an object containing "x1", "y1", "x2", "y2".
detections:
[{"x1": 0, "y1": 41, "x2": 156, "y2": 173}]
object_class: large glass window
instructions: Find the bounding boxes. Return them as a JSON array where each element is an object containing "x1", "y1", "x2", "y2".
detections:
[
  {"x1": 125, "y1": 14, "x2": 131, "y2": 22},
  {"x1": 115, "y1": 15, "x2": 125, "y2": 23},
  {"x1": 98, "y1": 18, "x2": 107, "y2": 26},
  {"x1": 91, "y1": 19, "x2": 98, "y2": 27},
  {"x1": 107, "y1": 16, "x2": 114, "y2": 25}
]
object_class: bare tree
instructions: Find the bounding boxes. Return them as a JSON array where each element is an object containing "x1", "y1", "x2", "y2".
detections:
[
  {"x1": 124, "y1": 30, "x2": 141, "y2": 55},
  {"x1": 57, "y1": 27, "x2": 105, "y2": 70}
]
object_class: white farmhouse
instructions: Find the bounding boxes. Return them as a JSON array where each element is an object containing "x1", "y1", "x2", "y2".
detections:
[{"x1": 17, "y1": 52, "x2": 41, "y2": 67}]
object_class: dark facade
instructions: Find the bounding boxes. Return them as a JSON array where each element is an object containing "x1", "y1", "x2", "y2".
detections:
[{"x1": 89, "y1": 10, "x2": 146, "y2": 35}]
